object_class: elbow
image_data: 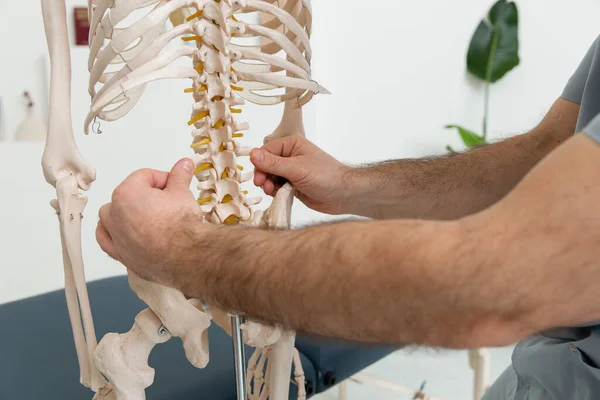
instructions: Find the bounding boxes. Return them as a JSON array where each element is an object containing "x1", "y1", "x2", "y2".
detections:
[{"x1": 454, "y1": 313, "x2": 532, "y2": 349}]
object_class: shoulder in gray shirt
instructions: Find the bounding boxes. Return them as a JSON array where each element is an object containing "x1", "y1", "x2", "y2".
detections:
[{"x1": 482, "y1": 35, "x2": 600, "y2": 400}]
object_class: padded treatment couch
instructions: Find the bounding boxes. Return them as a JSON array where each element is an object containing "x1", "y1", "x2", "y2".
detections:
[{"x1": 0, "y1": 276, "x2": 397, "y2": 399}]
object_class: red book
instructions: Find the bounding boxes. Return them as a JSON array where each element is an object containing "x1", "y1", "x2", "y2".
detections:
[{"x1": 74, "y1": 7, "x2": 90, "y2": 46}]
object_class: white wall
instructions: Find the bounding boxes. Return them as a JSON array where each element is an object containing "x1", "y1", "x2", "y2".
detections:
[{"x1": 1, "y1": 0, "x2": 599, "y2": 305}]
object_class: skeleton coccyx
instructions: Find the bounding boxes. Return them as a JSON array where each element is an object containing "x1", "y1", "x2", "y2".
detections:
[{"x1": 39, "y1": 0, "x2": 328, "y2": 398}]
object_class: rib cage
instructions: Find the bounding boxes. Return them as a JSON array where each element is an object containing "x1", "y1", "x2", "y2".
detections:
[{"x1": 85, "y1": 0, "x2": 327, "y2": 132}]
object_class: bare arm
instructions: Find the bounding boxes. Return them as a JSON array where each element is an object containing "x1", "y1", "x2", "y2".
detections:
[
  {"x1": 97, "y1": 111, "x2": 600, "y2": 350},
  {"x1": 172, "y1": 131, "x2": 600, "y2": 349},
  {"x1": 251, "y1": 98, "x2": 579, "y2": 220}
]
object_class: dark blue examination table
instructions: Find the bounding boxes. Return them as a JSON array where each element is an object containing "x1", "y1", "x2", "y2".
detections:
[{"x1": 0, "y1": 276, "x2": 397, "y2": 399}]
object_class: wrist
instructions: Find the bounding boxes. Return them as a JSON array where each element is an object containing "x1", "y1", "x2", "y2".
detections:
[
  {"x1": 174, "y1": 217, "x2": 231, "y2": 298},
  {"x1": 339, "y1": 166, "x2": 376, "y2": 216}
]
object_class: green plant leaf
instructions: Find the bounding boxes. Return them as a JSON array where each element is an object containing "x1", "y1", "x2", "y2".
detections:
[
  {"x1": 466, "y1": 0, "x2": 519, "y2": 83},
  {"x1": 445, "y1": 125, "x2": 486, "y2": 148}
]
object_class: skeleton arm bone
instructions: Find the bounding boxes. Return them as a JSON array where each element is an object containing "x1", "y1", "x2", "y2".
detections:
[
  {"x1": 41, "y1": 0, "x2": 105, "y2": 391},
  {"x1": 41, "y1": 0, "x2": 96, "y2": 188}
]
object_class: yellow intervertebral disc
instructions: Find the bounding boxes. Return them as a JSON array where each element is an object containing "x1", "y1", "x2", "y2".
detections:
[
  {"x1": 213, "y1": 119, "x2": 224, "y2": 129},
  {"x1": 195, "y1": 61, "x2": 204, "y2": 73},
  {"x1": 237, "y1": 165, "x2": 244, "y2": 171},
  {"x1": 231, "y1": 85, "x2": 243, "y2": 92},
  {"x1": 232, "y1": 133, "x2": 244, "y2": 138},
  {"x1": 197, "y1": 196, "x2": 212, "y2": 204},
  {"x1": 229, "y1": 108, "x2": 242, "y2": 114}
]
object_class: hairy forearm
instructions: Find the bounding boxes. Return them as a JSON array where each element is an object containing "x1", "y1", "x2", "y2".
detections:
[
  {"x1": 178, "y1": 218, "x2": 525, "y2": 348},
  {"x1": 345, "y1": 101, "x2": 577, "y2": 220},
  {"x1": 347, "y1": 133, "x2": 556, "y2": 220}
]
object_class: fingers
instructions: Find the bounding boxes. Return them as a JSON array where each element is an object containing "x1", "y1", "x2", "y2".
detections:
[
  {"x1": 165, "y1": 158, "x2": 194, "y2": 193},
  {"x1": 254, "y1": 169, "x2": 268, "y2": 187},
  {"x1": 263, "y1": 178, "x2": 276, "y2": 196},
  {"x1": 96, "y1": 221, "x2": 117, "y2": 260},
  {"x1": 254, "y1": 168, "x2": 287, "y2": 196},
  {"x1": 250, "y1": 148, "x2": 299, "y2": 182},
  {"x1": 263, "y1": 179, "x2": 285, "y2": 196},
  {"x1": 98, "y1": 203, "x2": 113, "y2": 230},
  {"x1": 261, "y1": 134, "x2": 305, "y2": 158}
]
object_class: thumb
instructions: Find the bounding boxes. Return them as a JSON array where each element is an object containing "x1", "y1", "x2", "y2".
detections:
[
  {"x1": 165, "y1": 158, "x2": 194, "y2": 192},
  {"x1": 250, "y1": 148, "x2": 299, "y2": 181}
]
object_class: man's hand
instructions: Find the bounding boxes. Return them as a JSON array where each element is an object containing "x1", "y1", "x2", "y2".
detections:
[
  {"x1": 250, "y1": 135, "x2": 352, "y2": 215},
  {"x1": 96, "y1": 158, "x2": 200, "y2": 287}
]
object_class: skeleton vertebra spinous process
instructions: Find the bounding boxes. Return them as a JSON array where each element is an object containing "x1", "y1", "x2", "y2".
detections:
[{"x1": 40, "y1": 0, "x2": 328, "y2": 398}]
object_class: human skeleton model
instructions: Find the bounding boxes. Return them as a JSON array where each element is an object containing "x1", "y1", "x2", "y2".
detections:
[{"x1": 40, "y1": 0, "x2": 327, "y2": 398}]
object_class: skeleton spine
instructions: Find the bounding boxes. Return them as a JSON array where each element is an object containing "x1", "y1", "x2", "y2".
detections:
[{"x1": 187, "y1": 3, "x2": 257, "y2": 225}]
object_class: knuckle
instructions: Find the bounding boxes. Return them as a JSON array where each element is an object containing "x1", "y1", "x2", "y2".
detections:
[
  {"x1": 111, "y1": 184, "x2": 128, "y2": 202},
  {"x1": 270, "y1": 156, "x2": 281, "y2": 168}
]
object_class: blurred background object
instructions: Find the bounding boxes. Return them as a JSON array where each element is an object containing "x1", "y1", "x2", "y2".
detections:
[
  {"x1": 446, "y1": 0, "x2": 520, "y2": 152},
  {"x1": 0, "y1": 97, "x2": 5, "y2": 141},
  {"x1": 15, "y1": 91, "x2": 47, "y2": 142}
]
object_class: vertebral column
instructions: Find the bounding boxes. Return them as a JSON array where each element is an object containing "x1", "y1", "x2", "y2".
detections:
[{"x1": 185, "y1": 3, "x2": 259, "y2": 226}]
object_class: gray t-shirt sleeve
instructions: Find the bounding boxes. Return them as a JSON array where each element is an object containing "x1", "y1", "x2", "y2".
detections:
[
  {"x1": 561, "y1": 37, "x2": 597, "y2": 105},
  {"x1": 560, "y1": 36, "x2": 600, "y2": 143},
  {"x1": 582, "y1": 112, "x2": 600, "y2": 143}
]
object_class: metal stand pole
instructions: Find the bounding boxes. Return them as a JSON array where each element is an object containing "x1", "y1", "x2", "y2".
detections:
[{"x1": 231, "y1": 315, "x2": 247, "y2": 400}]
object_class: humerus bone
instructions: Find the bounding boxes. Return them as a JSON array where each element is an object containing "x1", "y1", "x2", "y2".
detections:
[{"x1": 94, "y1": 309, "x2": 173, "y2": 400}]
